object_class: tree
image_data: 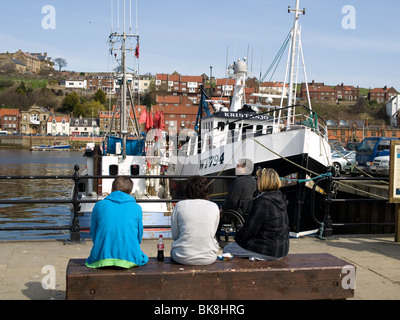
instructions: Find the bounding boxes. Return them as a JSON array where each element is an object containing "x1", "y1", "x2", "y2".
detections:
[
  {"x1": 72, "y1": 103, "x2": 85, "y2": 117},
  {"x1": 54, "y1": 58, "x2": 67, "y2": 71},
  {"x1": 94, "y1": 89, "x2": 106, "y2": 104},
  {"x1": 351, "y1": 97, "x2": 367, "y2": 114},
  {"x1": 15, "y1": 81, "x2": 27, "y2": 95},
  {"x1": 81, "y1": 100, "x2": 106, "y2": 118},
  {"x1": 61, "y1": 92, "x2": 80, "y2": 113}
]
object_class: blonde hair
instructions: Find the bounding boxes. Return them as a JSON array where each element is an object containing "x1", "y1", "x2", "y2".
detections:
[{"x1": 256, "y1": 168, "x2": 281, "y2": 192}]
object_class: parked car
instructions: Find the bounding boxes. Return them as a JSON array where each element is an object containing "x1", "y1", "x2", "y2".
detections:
[
  {"x1": 370, "y1": 155, "x2": 390, "y2": 176},
  {"x1": 345, "y1": 142, "x2": 360, "y2": 151},
  {"x1": 332, "y1": 151, "x2": 355, "y2": 174}
]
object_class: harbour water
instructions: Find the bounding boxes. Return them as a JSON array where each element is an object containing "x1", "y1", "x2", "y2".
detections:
[{"x1": 0, "y1": 149, "x2": 86, "y2": 241}]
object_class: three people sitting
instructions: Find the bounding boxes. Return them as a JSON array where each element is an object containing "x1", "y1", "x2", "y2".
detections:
[{"x1": 86, "y1": 168, "x2": 289, "y2": 268}]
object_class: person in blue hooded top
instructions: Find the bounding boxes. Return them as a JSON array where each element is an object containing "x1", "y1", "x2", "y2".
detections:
[{"x1": 85, "y1": 176, "x2": 148, "y2": 268}]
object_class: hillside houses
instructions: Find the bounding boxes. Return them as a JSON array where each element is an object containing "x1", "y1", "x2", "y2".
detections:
[
  {"x1": 369, "y1": 86, "x2": 397, "y2": 103},
  {"x1": 300, "y1": 81, "x2": 360, "y2": 102},
  {"x1": 0, "y1": 50, "x2": 54, "y2": 73}
]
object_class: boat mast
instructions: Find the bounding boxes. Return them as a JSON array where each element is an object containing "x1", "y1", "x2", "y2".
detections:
[
  {"x1": 109, "y1": 0, "x2": 139, "y2": 158},
  {"x1": 286, "y1": 0, "x2": 305, "y2": 126}
]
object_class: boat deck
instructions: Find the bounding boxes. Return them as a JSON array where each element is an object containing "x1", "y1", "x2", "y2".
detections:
[{"x1": 0, "y1": 234, "x2": 399, "y2": 300}]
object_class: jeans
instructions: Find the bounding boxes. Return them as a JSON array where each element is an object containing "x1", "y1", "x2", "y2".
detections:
[{"x1": 223, "y1": 242, "x2": 283, "y2": 261}]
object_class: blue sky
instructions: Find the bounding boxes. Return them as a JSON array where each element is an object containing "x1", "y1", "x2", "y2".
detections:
[{"x1": 0, "y1": 0, "x2": 398, "y2": 89}]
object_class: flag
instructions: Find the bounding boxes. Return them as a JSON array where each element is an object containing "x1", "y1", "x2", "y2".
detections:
[
  {"x1": 145, "y1": 111, "x2": 153, "y2": 131},
  {"x1": 135, "y1": 42, "x2": 139, "y2": 59},
  {"x1": 159, "y1": 111, "x2": 165, "y2": 130},
  {"x1": 154, "y1": 111, "x2": 160, "y2": 128},
  {"x1": 138, "y1": 109, "x2": 147, "y2": 123}
]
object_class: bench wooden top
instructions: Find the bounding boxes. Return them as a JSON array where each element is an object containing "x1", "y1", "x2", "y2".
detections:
[
  {"x1": 66, "y1": 253, "x2": 355, "y2": 300},
  {"x1": 67, "y1": 253, "x2": 353, "y2": 275}
]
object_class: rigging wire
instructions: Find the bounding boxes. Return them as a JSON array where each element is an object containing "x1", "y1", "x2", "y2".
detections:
[{"x1": 260, "y1": 30, "x2": 291, "y2": 83}]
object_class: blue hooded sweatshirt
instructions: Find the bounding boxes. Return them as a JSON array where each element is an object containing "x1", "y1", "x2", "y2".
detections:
[{"x1": 85, "y1": 191, "x2": 149, "y2": 268}]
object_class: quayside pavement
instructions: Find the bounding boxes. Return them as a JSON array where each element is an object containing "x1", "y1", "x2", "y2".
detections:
[{"x1": 0, "y1": 234, "x2": 399, "y2": 300}]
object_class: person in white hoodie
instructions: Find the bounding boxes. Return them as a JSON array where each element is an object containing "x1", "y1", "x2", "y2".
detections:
[{"x1": 170, "y1": 175, "x2": 220, "y2": 265}]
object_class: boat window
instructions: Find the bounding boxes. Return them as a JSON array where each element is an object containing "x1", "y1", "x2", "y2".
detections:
[
  {"x1": 256, "y1": 125, "x2": 263, "y2": 135},
  {"x1": 228, "y1": 122, "x2": 236, "y2": 130},
  {"x1": 217, "y1": 122, "x2": 225, "y2": 131},
  {"x1": 243, "y1": 124, "x2": 253, "y2": 131},
  {"x1": 242, "y1": 124, "x2": 253, "y2": 139},
  {"x1": 130, "y1": 164, "x2": 140, "y2": 175},
  {"x1": 109, "y1": 164, "x2": 118, "y2": 176}
]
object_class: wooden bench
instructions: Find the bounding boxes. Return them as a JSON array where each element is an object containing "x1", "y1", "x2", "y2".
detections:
[{"x1": 66, "y1": 253, "x2": 355, "y2": 300}]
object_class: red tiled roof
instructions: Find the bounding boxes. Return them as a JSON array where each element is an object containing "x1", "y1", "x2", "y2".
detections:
[
  {"x1": 216, "y1": 78, "x2": 236, "y2": 85},
  {"x1": 156, "y1": 96, "x2": 181, "y2": 104},
  {"x1": 308, "y1": 85, "x2": 335, "y2": 92},
  {"x1": 49, "y1": 116, "x2": 70, "y2": 122},
  {"x1": 181, "y1": 75, "x2": 203, "y2": 82},
  {"x1": 0, "y1": 109, "x2": 20, "y2": 117},
  {"x1": 156, "y1": 74, "x2": 168, "y2": 81}
]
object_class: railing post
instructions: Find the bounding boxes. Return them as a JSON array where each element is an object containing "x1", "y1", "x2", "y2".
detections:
[
  {"x1": 320, "y1": 167, "x2": 336, "y2": 240},
  {"x1": 65, "y1": 164, "x2": 85, "y2": 244}
]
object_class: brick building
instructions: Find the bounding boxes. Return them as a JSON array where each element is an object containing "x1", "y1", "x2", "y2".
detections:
[
  {"x1": 327, "y1": 119, "x2": 400, "y2": 145},
  {"x1": 155, "y1": 95, "x2": 197, "y2": 132},
  {"x1": 0, "y1": 108, "x2": 21, "y2": 133},
  {"x1": 368, "y1": 86, "x2": 398, "y2": 103},
  {"x1": 333, "y1": 84, "x2": 360, "y2": 101},
  {"x1": 155, "y1": 73, "x2": 204, "y2": 104}
]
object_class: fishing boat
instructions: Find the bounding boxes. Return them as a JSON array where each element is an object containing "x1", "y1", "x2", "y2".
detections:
[
  {"x1": 71, "y1": 1, "x2": 172, "y2": 239},
  {"x1": 167, "y1": 0, "x2": 333, "y2": 237},
  {"x1": 31, "y1": 144, "x2": 70, "y2": 151}
]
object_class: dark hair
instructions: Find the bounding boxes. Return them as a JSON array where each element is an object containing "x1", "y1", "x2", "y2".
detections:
[
  {"x1": 184, "y1": 175, "x2": 209, "y2": 200},
  {"x1": 112, "y1": 176, "x2": 133, "y2": 194}
]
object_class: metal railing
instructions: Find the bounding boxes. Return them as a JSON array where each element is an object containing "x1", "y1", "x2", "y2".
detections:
[
  {"x1": 311, "y1": 173, "x2": 393, "y2": 239},
  {"x1": 0, "y1": 164, "x2": 395, "y2": 242},
  {"x1": 0, "y1": 164, "x2": 232, "y2": 243}
]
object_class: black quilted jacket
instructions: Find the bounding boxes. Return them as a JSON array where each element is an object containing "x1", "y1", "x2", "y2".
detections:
[{"x1": 235, "y1": 190, "x2": 289, "y2": 258}]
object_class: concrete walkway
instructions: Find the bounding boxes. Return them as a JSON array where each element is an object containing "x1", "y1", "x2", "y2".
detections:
[{"x1": 0, "y1": 234, "x2": 399, "y2": 300}]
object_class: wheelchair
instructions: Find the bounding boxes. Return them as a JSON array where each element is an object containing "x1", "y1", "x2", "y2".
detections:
[{"x1": 218, "y1": 209, "x2": 245, "y2": 243}]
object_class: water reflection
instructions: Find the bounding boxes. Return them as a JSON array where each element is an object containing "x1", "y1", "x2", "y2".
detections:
[{"x1": 0, "y1": 149, "x2": 86, "y2": 240}]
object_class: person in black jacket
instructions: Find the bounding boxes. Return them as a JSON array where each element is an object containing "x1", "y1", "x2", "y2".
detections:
[
  {"x1": 221, "y1": 158, "x2": 256, "y2": 217},
  {"x1": 223, "y1": 168, "x2": 289, "y2": 260}
]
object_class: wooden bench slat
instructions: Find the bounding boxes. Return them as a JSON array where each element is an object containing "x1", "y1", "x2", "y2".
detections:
[{"x1": 66, "y1": 253, "x2": 355, "y2": 300}]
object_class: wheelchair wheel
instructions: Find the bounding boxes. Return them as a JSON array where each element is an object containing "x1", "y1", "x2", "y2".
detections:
[{"x1": 219, "y1": 210, "x2": 245, "y2": 242}]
